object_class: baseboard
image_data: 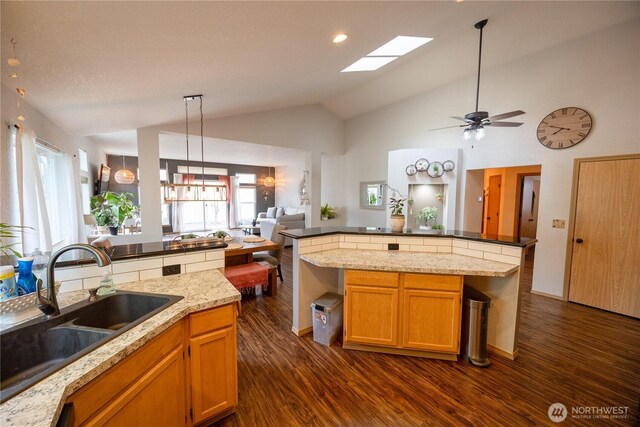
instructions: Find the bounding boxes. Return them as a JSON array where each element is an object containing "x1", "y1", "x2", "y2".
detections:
[
  {"x1": 488, "y1": 344, "x2": 518, "y2": 360},
  {"x1": 292, "y1": 325, "x2": 313, "y2": 337},
  {"x1": 343, "y1": 342, "x2": 458, "y2": 361},
  {"x1": 530, "y1": 289, "x2": 565, "y2": 301}
]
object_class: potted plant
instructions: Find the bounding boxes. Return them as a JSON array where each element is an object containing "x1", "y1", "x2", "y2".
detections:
[
  {"x1": 320, "y1": 204, "x2": 336, "y2": 221},
  {"x1": 432, "y1": 224, "x2": 444, "y2": 231},
  {"x1": 0, "y1": 223, "x2": 30, "y2": 266},
  {"x1": 91, "y1": 192, "x2": 136, "y2": 234},
  {"x1": 251, "y1": 217, "x2": 258, "y2": 227},
  {"x1": 388, "y1": 196, "x2": 408, "y2": 232},
  {"x1": 211, "y1": 230, "x2": 230, "y2": 240},
  {"x1": 417, "y1": 207, "x2": 438, "y2": 230}
]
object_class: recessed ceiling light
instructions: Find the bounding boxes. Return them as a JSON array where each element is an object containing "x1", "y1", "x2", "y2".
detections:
[
  {"x1": 333, "y1": 34, "x2": 348, "y2": 43},
  {"x1": 341, "y1": 56, "x2": 398, "y2": 73},
  {"x1": 367, "y1": 36, "x2": 433, "y2": 57}
]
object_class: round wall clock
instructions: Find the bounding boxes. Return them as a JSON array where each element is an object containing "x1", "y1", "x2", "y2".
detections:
[
  {"x1": 537, "y1": 107, "x2": 592, "y2": 149},
  {"x1": 405, "y1": 164, "x2": 417, "y2": 176}
]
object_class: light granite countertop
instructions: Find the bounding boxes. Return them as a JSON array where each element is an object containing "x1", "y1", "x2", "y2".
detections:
[
  {"x1": 0, "y1": 269, "x2": 240, "y2": 427},
  {"x1": 300, "y1": 249, "x2": 519, "y2": 277}
]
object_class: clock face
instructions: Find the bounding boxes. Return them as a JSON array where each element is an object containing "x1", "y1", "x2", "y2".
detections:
[{"x1": 537, "y1": 107, "x2": 592, "y2": 149}]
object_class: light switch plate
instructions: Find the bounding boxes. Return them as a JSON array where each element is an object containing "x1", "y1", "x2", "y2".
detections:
[{"x1": 552, "y1": 219, "x2": 565, "y2": 228}]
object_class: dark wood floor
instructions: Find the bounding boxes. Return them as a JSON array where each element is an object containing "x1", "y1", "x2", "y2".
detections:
[{"x1": 215, "y1": 248, "x2": 640, "y2": 426}]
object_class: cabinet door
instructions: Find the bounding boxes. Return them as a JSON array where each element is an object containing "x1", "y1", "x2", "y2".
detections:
[
  {"x1": 344, "y1": 284, "x2": 399, "y2": 346},
  {"x1": 190, "y1": 326, "x2": 237, "y2": 424},
  {"x1": 402, "y1": 289, "x2": 461, "y2": 353},
  {"x1": 85, "y1": 346, "x2": 186, "y2": 426}
]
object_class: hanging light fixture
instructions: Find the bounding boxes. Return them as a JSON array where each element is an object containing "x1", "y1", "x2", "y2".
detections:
[
  {"x1": 264, "y1": 166, "x2": 275, "y2": 187},
  {"x1": 114, "y1": 155, "x2": 135, "y2": 184},
  {"x1": 162, "y1": 95, "x2": 227, "y2": 203},
  {"x1": 8, "y1": 39, "x2": 25, "y2": 123}
]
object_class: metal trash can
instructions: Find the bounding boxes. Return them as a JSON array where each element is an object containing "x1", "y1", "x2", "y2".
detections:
[{"x1": 461, "y1": 285, "x2": 491, "y2": 367}]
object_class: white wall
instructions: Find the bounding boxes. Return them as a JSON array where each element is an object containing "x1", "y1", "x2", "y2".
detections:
[
  {"x1": 275, "y1": 162, "x2": 305, "y2": 209},
  {"x1": 342, "y1": 19, "x2": 640, "y2": 297},
  {"x1": 0, "y1": 84, "x2": 106, "y2": 225},
  {"x1": 320, "y1": 153, "x2": 347, "y2": 226}
]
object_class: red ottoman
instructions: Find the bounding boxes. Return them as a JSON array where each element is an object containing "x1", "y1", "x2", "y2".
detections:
[{"x1": 223, "y1": 262, "x2": 269, "y2": 294}]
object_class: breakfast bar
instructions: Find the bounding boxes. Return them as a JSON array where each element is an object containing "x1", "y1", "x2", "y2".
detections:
[{"x1": 281, "y1": 227, "x2": 536, "y2": 360}]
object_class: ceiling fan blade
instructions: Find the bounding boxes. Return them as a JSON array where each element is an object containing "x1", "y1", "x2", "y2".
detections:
[
  {"x1": 486, "y1": 121, "x2": 523, "y2": 127},
  {"x1": 428, "y1": 124, "x2": 466, "y2": 131},
  {"x1": 487, "y1": 110, "x2": 525, "y2": 121},
  {"x1": 450, "y1": 116, "x2": 472, "y2": 123}
]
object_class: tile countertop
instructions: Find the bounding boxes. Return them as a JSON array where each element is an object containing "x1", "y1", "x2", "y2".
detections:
[
  {"x1": 301, "y1": 249, "x2": 519, "y2": 277},
  {"x1": 281, "y1": 226, "x2": 537, "y2": 248},
  {"x1": 0, "y1": 269, "x2": 241, "y2": 427}
]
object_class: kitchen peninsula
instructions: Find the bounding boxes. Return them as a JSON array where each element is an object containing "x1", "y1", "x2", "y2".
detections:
[{"x1": 281, "y1": 227, "x2": 536, "y2": 360}]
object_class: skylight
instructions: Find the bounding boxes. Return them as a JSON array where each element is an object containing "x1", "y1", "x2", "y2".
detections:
[
  {"x1": 341, "y1": 57, "x2": 398, "y2": 73},
  {"x1": 341, "y1": 35, "x2": 432, "y2": 73},
  {"x1": 367, "y1": 36, "x2": 433, "y2": 57}
]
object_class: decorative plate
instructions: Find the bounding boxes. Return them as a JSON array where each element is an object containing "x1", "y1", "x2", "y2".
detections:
[
  {"x1": 243, "y1": 236, "x2": 265, "y2": 243},
  {"x1": 427, "y1": 161, "x2": 444, "y2": 178},
  {"x1": 415, "y1": 158, "x2": 429, "y2": 172},
  {"x1": 225, "y1": 243, "x2": 243, "y2": 250},
  {"x1": 405, "y1": 164, "x2": 417, "y2": 176},
  {"x1": 442, "y1": 160, "x2": 455, "y2": 172}
]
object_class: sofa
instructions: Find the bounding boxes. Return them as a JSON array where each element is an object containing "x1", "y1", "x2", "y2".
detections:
[{"x1": 257, "y1": 207, "x2": 305, "y2": 246}]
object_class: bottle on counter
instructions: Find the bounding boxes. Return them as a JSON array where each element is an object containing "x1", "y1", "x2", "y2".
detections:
[
  {"x1": 30, "y1": 248, "x2": 50, "y2": 288},
  {"x1": 16, "y1": 257, "x2": 37, "y2": 295},
  {"x1": 0, "y1": 265, "x2": 17, "y2": 301},
  {"x1": 98, "y1": 271, "x2": 116, "y2": 296}
]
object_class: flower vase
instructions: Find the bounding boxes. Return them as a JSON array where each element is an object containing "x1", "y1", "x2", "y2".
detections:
[
  {"x1": 16, "y1": 257, "x2": 37, "y2": 295},
  {"x1": 109, "y1": 226, "x2": 119, "y2": 236}
]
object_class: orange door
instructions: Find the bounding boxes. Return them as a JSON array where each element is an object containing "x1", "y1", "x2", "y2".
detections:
[{"x1": 486, "y1": 175, "x2": 501, "y2": 235}]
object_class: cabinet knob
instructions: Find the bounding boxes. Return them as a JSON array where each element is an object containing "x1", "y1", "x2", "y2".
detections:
[{"x1": 575, "y1": 238, "x2": 584, "y2": 244}]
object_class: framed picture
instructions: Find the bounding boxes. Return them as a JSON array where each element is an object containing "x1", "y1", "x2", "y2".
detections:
[{"x1": 360, "y1": 181, "x2": 385, "y2": 210}]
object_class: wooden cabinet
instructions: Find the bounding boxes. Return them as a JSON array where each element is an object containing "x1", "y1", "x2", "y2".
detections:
[
  {"x1": 344, "y1": 270, "x2": 462, "y2": 358},
  {"x1": 189, "y1": 304, "x2": 237, "y2": 424},
  {"x1": 66, "y1": 322, "x2": 186, "y2": 427},
  {"x1": 65, "y1": 303, "x2": 238, "y2": 427}
]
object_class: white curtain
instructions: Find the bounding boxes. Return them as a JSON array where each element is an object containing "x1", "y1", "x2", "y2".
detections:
[
  {"x1": 66, "y1": 152, "x2": 87, "y2": 245},
  {"x1": 229, "y1": 176, "x2": 239, "y2": 228},
  {"x1": 16, "y1": 128, "x2": 52, "y2": 253}
]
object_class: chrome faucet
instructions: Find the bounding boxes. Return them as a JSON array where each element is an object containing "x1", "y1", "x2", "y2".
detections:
[{"x1": 37, "y1": 243, "x2": 111, "y2": 317}]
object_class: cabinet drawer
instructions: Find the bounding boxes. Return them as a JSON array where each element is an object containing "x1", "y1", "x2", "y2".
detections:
[
  {"x1": 345, "y1": 270, "x2": 399, "y2": 288},
  {"x1": 191, "y1": 304, "x2": 235, "y2": 337},
  {"x1": 404, "y1": 274, "x2": 462, "y2": 292}
]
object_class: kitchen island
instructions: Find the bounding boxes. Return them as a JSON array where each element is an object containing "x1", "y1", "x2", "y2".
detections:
[
  {"x1": 0, "y1": 269, "x2": 241, "y2": 427},
  {"x1": 281, "y1": 227, "x2": 536, "y2": 360}
]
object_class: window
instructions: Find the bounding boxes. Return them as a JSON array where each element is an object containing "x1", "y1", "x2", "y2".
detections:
[
  {"x1": 36, "y1": 143, "x2": 72, "y2": 247},
  {"x1": 236, "y1": 173, "x2": 256, "y2": 224},
  {"x1": 78, "y1": 148, "x2": 91, "y2": 214},
  {"x1": 179, "y1": 180, "x2": 228, "y2": 232}
]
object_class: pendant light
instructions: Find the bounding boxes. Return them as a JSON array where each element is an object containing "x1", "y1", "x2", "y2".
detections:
[
  {"x1": 8, "y1": 39, "x2": 25, "y2": 123},
  {"x1": 114, "y1": 155, "x2": 135, "y2": 184},
  {"x1": 162, "y1": 95, "x2": 227, "y2": 202},
  {"x1": 264, "y1": 166, "x2": 275, "y2": 187}
]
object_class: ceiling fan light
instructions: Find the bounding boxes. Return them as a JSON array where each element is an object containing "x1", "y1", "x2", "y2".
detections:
[
  {"x1": 463, "y1": 129, "x2": 471, "y2": 141},
  {"x1": 475, "y1": 128, "x2": 485, "y2": 140}
]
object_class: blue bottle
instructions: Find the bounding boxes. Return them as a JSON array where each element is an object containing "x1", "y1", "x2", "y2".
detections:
[{"x1": 16, "y1": 257, "x2": 37, "y2": 295}]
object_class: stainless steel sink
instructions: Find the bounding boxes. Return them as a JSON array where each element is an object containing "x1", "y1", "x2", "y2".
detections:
[{"x1": 0, "y1": 291, "x2": 183, "y2": 403}]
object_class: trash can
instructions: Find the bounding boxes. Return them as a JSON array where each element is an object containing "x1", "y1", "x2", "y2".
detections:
[
  {"x1": 461, "y1": 285, "x2": 491, "y2": 367},
  {"x1": 311, "y1": 292, "x2": 343, "y2": 346}
]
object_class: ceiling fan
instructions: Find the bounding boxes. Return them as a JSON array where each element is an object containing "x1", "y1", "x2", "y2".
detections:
[{"x1": 431, "y1": 19, "x2": 525, "y2": 141}]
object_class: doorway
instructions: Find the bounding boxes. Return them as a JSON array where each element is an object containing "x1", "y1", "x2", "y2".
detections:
[
  {"x1": 567, "y1": 155, "x2": 640, "y2": 318},
  {"x1": 517, "y1": 175, "x2": 541, "y2": 239}
]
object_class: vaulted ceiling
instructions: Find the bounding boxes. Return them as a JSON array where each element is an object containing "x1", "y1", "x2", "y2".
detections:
[{"x1": 1, "y1": 1, "x2": 637, "y2": 137}]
